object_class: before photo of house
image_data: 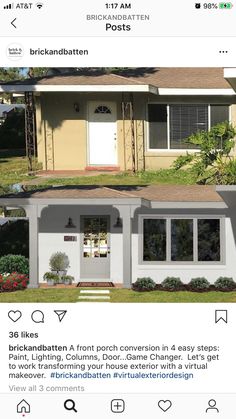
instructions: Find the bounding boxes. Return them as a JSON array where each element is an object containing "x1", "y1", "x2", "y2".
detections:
[
  {"x1": 0, "y1": 67, "x2": 236, "y2": 302},
  {"x1": 1, "y1": 67, "x2": 236, "y2": 172}
]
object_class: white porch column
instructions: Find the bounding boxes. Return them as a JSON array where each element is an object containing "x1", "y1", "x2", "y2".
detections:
[
  {"x1": 114, "y1": 205, "x2": 132, "y2": 289},
  {"x1": 25, "y1": 205, "x2": 39, "y2": 288}
]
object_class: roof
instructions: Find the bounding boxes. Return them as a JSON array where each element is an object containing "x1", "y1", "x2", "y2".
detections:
[
  {"x1": 0, "y1": 185, "x2": 223, "y2": 202},
  {"x1": 0, "y1": 104, "x2": 25, "y2": 117},
  {"x1": 0, "y1": 68, "x2": 232, "y2": 91}
]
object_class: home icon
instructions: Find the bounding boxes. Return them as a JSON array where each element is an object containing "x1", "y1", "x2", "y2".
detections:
[{"x1": 17, "y1": 399, "x2": 30, "y2": 414}]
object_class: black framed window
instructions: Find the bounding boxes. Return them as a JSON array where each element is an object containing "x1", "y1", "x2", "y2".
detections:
[
  {"x1": 143, "y1": 218, "x2": 222, "y2": 263},
  {"x1": 143, "y1": 219, "x2": 166, "y2": 261},
  {"x1": 198, "y1": 219, "x2": 220, "y2": 262}
]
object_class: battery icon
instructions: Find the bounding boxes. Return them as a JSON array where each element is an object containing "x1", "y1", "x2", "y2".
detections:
[{"x1": 219, "y1": 2, "x2": 233, "y2": 7}]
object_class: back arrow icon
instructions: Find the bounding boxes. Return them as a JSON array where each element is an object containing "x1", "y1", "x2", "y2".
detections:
[{"x1": 11, "y1": 18, "x2": 17, "y2": 28}]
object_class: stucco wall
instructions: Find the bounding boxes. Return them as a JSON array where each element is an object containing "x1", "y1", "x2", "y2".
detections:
[
  {"x1": 38, "y1": 204, "x2": 236, "y2": 286},
  {"x1": 38, "y1": 205, "x2": 123, "y2": 283},
  {"x1": 36, "y1": 92, "x2": 236, "y2": 171}
]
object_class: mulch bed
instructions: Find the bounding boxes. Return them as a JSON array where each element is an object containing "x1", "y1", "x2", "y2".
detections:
[
  {"x1": 77, "y1": 282, "x2": 114, "y2": 288},
  {"x1": 133, "y1": 284, "x2": 236, "y2": 293}
]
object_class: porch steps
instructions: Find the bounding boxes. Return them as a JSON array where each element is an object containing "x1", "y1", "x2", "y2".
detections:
[
  {"x1": 78, "y1": 289, "x2": 111, "y2": 301},
  {"x1": 80, "y1": 290, "x2": 110, "y2": 294}
]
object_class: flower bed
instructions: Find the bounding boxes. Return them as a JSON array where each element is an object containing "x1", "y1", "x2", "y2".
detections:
[{"x1": 0, "y1": 272, "x2": 29, "y2": 292}]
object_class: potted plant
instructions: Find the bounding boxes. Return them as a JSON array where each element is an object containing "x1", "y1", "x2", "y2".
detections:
[
  {"x1": 49, "y1": 252, "x2": 70, "y2": 279},
  {"x1": 61, "y1": 275, "x2": 75, "y2": 285},
  {"x1": 43, "y1": 272, "x2": 59, "y2": 286}
]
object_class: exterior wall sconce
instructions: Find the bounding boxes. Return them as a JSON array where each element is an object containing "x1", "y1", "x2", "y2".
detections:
[
  {"x1": 113, "y1": 216, "x2": 122, "y2": 228},
  {"x1": 74, "y1": 103, "x2": 80, "y2": 112},
  {"x1": 65, "y1": 217, "x2": 76, "y2": 228}
]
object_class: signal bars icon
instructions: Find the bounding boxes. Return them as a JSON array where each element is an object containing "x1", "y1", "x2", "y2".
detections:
[{"x1": 4, "y1": 3, "x2": 14, "y2": 8}]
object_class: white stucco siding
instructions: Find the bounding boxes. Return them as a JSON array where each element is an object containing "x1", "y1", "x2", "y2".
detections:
[
  {"x1": 38, "y1": 233, "x2": 80, "y2": 281},
  {"x1": 132, "y1": 215, "x2": 236, "y2": 284}
]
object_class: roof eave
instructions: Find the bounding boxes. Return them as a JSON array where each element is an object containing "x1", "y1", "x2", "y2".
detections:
[{"x1": 0, "y1": 84, "x2": 158, "y2": 94}]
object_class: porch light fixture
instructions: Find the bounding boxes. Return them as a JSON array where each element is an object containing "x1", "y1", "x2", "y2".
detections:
[
  {"x1": 65, "y1": 217, "x2": 76, "y2": 228},
  {"x1": 113, "y1": 216, "x2": 122, "y2": 228},
  {"x1": 73, "y1": 102, "x2": 80, "y2": 112}
]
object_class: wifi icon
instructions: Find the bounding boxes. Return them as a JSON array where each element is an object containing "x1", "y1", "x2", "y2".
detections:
[{"x1": 36, "y1": 2, "x2": 43, "y2": 8}]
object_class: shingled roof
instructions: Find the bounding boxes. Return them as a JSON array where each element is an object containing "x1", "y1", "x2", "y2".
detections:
[
  {"x1": 0, "y1": 68, "x2": 232, "y2": 89},
  {"x1": 0, "y1": 185, "x2": 223, "y2": 202}
]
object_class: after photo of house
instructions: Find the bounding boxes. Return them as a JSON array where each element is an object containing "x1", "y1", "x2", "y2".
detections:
[{"x1": 0, "y1": 66, "x2": 236, "y2": 303}]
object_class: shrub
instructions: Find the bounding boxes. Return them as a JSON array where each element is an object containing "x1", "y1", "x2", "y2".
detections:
[
  {"x1": 214, "y1": 277, "x2": 236, "y2": 291},
  {"x1": 0, "y1": 272, "x2": 29, "y2": 292},
  {"x1": 49, "y1": 252, "x2": 70, "y2": 272},
  {"x1": 133, "y1": 277, "x2": 156, "y2": 291},
  {"x1": 43, "y1": 272, "x2": 59, "y2": 280},
  {"x1": 188, "y1": 277, "x2": 210, "y2": 291},
  {"x1": 0, "y1": 254, "x2": 29, "y2": 275},
  {"x1": 61, "y1": 275, "x2": 75, "y2": 284},
  {"x1": 161, "y1": 277, "x2": 184, "y2": 291}
]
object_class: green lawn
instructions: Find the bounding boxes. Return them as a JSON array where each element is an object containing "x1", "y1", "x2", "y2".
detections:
[
  {"x1": 0, "y1": 150, "x2": 37, "y2": 187},
  {"x1": 0, "y1": 151, "x2": 198, "y2": 191},
  {"x1": 0, "y1": 288, "x2": 236, "y2": 303}
]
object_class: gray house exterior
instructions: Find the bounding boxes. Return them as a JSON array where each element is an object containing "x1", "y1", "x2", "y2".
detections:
[{"x1": 0, "y1": 185, "x2": 235, "y2": 288}]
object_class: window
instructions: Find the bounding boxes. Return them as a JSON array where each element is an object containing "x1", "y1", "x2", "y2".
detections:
[
  {"x1": 143, "y1": 219, "x2": 166, "y2": 261},
  {"x1": 142, "y1": 217, "x2": 222, "y2": 263},
  {"x1": 148, "y1": 104, "x2": 229, "y2": 150},
  {"x1": 94, "y1": 105, "x2": 111, "y2": 114},
  {"x1": 83, "y1": 217, "x2": 108, "y2": 258}
]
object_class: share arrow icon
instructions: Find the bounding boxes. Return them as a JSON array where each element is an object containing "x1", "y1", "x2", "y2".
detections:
[{"x1": 54, "y1": 310, "x2": 67, "y2": 322}]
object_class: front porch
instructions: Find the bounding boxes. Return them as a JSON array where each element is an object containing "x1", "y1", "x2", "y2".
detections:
[{"x1": 0, "y1": 185, "x2": 149, "y2": 289}]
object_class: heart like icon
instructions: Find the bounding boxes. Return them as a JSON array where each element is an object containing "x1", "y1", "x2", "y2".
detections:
[
  {"x1": 8, "y1": 310, "x2": 22, "y2": 322},
  {"x1": 158, "y1": 400, "x2": 172, "y2": 412}
]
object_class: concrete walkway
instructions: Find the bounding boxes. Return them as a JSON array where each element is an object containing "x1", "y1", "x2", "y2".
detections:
[{"x1": 78, "y1": 289, "x2": 111, "y2": 301}]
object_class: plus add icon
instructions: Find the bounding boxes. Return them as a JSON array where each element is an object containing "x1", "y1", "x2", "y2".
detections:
[{"x1": 111, "y1": 399, "x2": 125, "y2": 413}]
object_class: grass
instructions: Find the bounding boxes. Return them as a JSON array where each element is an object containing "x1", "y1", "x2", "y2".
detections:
[
  {"x1": 0, "y1": 151, "x2": 198, "y2": 192},
  {"x1": 0, "y1": 288, "x2": 236, "y2": 303},
  {"x1": 0, "y1": 150, "x2": 38, "y2": 186}
]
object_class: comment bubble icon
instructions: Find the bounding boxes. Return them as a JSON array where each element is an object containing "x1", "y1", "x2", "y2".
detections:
[{"x1": 31, "y1": 310, "x2": 44, "y2": 323}]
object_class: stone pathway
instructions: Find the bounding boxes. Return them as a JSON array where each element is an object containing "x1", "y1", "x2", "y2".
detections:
[{"x1": 78, "y1": 289, "x2": 111, "y2": 301}]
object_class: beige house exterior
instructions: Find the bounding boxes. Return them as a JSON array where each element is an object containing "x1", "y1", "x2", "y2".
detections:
[{"x1": 2, "y1": 67, "x2": 236, "y2": 172}]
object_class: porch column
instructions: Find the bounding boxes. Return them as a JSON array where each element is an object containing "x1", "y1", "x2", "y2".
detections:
[
  {"x1": 115, "y1": 205, "x2": 132, "y2": 288},
  {"x1": 25, "y1": 205, "x2": 39, "y2": 288}
]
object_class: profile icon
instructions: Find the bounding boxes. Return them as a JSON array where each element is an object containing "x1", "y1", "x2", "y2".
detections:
[{"x1": 206, "y1": 399, "x2": 219, "y2": 413}]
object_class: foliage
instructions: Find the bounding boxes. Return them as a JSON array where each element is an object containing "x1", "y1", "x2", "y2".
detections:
[
  {"x1": 172, "y1": 122, "x2": 236, "y2": 184},
  {"x1": 0, "y1": 254, "x2": 29, "y2": 274},
  {"x1": 161, "y1": 277, "x2": 184, "y2": 291},
  {"x1": 0, "y1": 68, "x2": 22, "y2": 82},
  {"x1": 61, "y1": 275, "x2": 75, "y2": 282},
  {"x1": 214, "y1": 277, "x2": 236, "y2": 291},
  {"x1": 0, "y1": 272, "x2": 29, "y2": 292},
  {"x1": 0, "y1": 108, "x2": 25, "y2": 149},
  {"x1": 0, "y1": 221, "x2": 29, "y2": 258},
  {"x1": 43, "y1": 272, "x2": 59, "y2": 280},
  {"x1": 49, "y1": 252, "x2": 70, "y2": 272},
  {"x1": 132, "y1": 277, "x2": 156, "y2": 291},
  {"x1": 188, "y1": 277, "x2": 210, "y2": 291}
]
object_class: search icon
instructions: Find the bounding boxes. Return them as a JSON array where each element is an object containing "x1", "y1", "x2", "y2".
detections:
[{"x1": 64, "y1": 399, "x2": 77, "y2": 413}]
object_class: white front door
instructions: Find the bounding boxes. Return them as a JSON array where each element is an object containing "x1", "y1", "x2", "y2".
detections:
[{"x1": 88, "y1": 101, "x2": 117, "y2": 165}]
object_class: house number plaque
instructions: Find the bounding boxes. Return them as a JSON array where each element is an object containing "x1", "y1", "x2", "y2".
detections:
[{"x1": 64, "y1": 236, "x2": 77, "y2": 242}]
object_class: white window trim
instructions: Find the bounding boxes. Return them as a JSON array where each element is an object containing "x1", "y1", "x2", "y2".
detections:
[
  {"x1": 146, "y1": 103, "x2": 231, "y2": 153},
  {"x1": 139, "y1": 214, "x2": 225, "y2": 265}
]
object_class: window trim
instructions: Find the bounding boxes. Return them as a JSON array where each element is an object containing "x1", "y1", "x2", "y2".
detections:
[
  {"x1": 146, "y1": 103, "x2": 231, "y2": 152},
  {"x1": 139, "y1": 214, "x2": 225, "y2": 265}
]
